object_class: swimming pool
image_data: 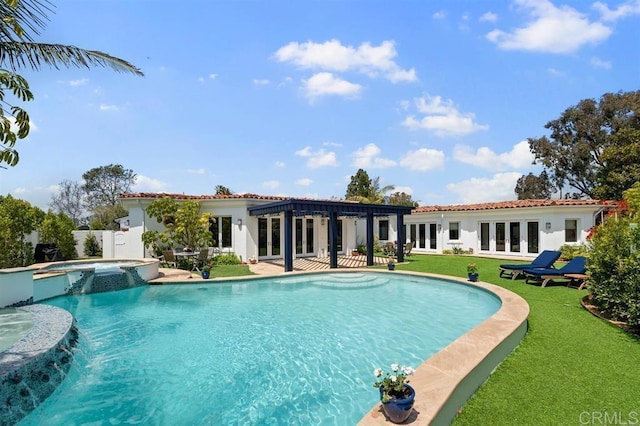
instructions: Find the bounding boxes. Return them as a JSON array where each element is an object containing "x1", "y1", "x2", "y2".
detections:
[{"x1": 22, "y1": 272, "x2": 501, "y2": 424}]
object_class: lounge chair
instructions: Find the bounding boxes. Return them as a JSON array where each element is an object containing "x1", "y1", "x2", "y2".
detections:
[
  {"x1": 499, "y1": 250, "x2": 561, "y2": 280},
  {"x1": 523, "y1": 256, "x2": 587, "y2": 288}
]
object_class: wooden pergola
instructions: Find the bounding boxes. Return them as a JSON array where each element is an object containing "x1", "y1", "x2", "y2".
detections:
[{"x1": 248, "y1": 199, "x2": 413, "y2": 272}]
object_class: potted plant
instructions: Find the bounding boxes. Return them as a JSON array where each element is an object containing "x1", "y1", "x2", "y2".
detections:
[
  {"x1": 373, "y1": 364, "x2": 416, "y2": 423},
  {"x1": 201, "y1": 263, "x2": 212, "y2": 279},
  {"x1": 387, "y1": 257, "x2": 396, "y2": 270},
  {"x1": 467, "y1": 263, "x2": 479, "y2": 282}
]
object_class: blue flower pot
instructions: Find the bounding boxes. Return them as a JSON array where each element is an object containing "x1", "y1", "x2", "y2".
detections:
[
  {"x1": 468, "y1": 273, "x2": 479, "y2": 282},
  {"x1": 201, "y1": 271, "x2": 210, "y2": 279},
  {"x1": 379, "y1": 384, "x2": 415, "y2": 424}
]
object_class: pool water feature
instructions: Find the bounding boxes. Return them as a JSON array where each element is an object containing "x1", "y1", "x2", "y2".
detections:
[
  {"x1": 38, "y1": 260, "x2": 148, "y2": 295},
  {"x1": 22, "y1": 272, "x2": 501, "y2": 424}
]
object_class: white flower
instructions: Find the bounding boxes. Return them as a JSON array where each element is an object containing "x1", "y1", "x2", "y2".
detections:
[
  {"x1": 390, "y1": 363, "x2": 399, "y2": 372},
  {"x1": 374, "y1": 368, "x2": 382, "y2": 377},
  {"x1": 402, "y1": 366, "x2": 415, "y2": 376},
  {"x1": 390, "y1": 375, "x2": 397, "y2": 382}
]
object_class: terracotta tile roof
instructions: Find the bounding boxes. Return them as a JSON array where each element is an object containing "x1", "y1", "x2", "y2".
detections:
[
  {"x1": 413, "y1": 199, "x2": 615, "y2": 213},
  {"x1": 119, "y1": 192, "x2": 290, "y2": 201},
  {"x1": 119, "y1": 192, "x2": 355, "y2": 203}
]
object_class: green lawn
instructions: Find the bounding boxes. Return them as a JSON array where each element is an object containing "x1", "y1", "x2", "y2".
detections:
[
  {"x1": 208, "y1": 264, "x2": 255, "y2": 278},
  {"x1": 391, "y1": 255, "x2": 640, "y2": 425}
]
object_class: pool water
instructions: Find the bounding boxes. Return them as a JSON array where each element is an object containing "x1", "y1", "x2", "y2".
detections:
[{"x1": 23, "y1": 272, "x2": 500, "y2": 424}]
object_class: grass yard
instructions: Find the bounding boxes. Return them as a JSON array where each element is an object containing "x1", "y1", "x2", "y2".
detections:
[
  {"x1": 391, "y1": 254, "x2": 640, "y2": 425},
  {"x1": 207, "y1": 264, "x2": 255, "y2": 278}
]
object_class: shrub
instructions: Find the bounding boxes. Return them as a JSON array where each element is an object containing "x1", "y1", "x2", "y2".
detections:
[
  {"x1": 559, "y1": 244, "x2": 588, "y2": 260},
  {"x1": 588, "y1": 215, "x2": 640, "y2": 329},
  {"x1": 84, "y1": 233, "x2": 102, "y2": 257},
  {"x1": 213, "y1": 253, "x2": 242, "y2": 265},
  {"x1": 356, "y1": 244, "x2": 367, "y2": 254}
]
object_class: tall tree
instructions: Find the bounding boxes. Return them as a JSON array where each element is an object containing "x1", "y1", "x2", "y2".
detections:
[
  {"x1": 528, "y1": 90, "x2": 640, "y2": 200},
  {"x1": 39, "y1": 210, "x2": 78, "y2": 259},
  {"x1": 0, "y1": 0, "x2": 143, "y2": 168},
  {"x1": 215, "y1": 185, "x2": 233, "y2": 195},
  {"x1": 514, "y1": 171, "x2": 555, "y2": 199},
  {"x1": 50, "y1": 179, "x2": 86, "y2": 227},
  {"x1": 345, "y1": 169, "x2": 373, "y2": 200},
  {"x1": 82, "y1": 164, "x2": 136, "y2": 210}
]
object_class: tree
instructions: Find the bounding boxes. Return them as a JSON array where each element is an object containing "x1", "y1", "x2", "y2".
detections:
[
  {"x1": 527, "y1": 90, "x2": 640, "y2": 200},
  {"x1": 387, "y1": 192, "x2": 419, "y2": 208},
  {"x1": 514, "y1": 171, "x2": 555, "y2": 199},
  {"x1": 91, "y1": 204, "x2": 128, "y2": 231},
  {"x1": 141, "y1": 198, "x2": 213, "y2": 253},
  {"x1": 82, "y1": 164, "x2": 136, "y2": 210},
  {"x1": 39, "y1": 210, "x2": 78, "y2": 259},
  {"x1": 215, "y1": 185, "x2": 233, "y2": 195},
  {"x1": 0, "y1": 0, "x2": 143, "y2": 168},
  {"x1": 345, "y1": 169, "x2": 373, "y2": 200},
  {"x1": 0, "y1": 195, "x2": 44, "y2": 267},
  {"x1": 50, "y1": 179, "x2": 86, "y2": 227},
  {"x1": 345, "y1": 169, "x2": 395, "y2": 204}
]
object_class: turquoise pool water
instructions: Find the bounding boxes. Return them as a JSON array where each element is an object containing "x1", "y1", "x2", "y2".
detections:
[
  {"x1": 0, "y1": 308, "x2": 34, "y2": 353},
  {"x1": 22, "y1": 272, "x2": 501, "y2": 424}
]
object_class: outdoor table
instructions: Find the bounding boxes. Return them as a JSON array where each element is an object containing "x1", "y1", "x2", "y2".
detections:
[{"x1": 174, "y1": 251, "x2": 199, "y2": 271}]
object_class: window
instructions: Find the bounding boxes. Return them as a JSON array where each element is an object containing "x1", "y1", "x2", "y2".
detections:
[
  {"x1": 210, "y1": 216, "x2": 232, "y2": 247},
  {"x1": 565, "y1": 219, "x2": 578, "y2": 243},
  {"x1": 527, "y1": 222, "x2": 539, "y2": 253},
  {"x1": 449, "y1": 222, "x2": 460, "y2": 240},
  {"x1": 379, "y1": 219, "x2": 389, "y2": 240}
]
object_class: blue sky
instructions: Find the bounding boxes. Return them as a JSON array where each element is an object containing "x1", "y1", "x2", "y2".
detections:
[{"x1": 3, "y1": 0, "x2": 639, "y2": 210}]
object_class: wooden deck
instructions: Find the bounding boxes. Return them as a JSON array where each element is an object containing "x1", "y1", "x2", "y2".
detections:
[{"x1": 264, "y1": 254, "x2": 389, "y2": 272}]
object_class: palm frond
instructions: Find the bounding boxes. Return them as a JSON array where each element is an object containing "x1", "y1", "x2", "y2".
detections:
[
  {"x1": 0, "y1": 0, "x2": 53, "y2": 42},
  {"x1": 0, "y1": 42, "x2": 144, "y2": 76}
]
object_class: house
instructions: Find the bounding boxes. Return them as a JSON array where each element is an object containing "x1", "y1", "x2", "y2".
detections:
[
  {"x1": 403, "y1": 199, "x2": 614, "y2": 258},
  {"x1": 117, "y1": 194, "x2": 614, "y2": 263}
]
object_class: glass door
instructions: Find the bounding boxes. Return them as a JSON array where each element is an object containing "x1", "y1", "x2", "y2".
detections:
[
  {"x1": 509, "y1": 222, "x2": 520, "y2": 253},
  {"x1": 496, "y1": 222, "x2": 506, "y2": 252},
  {"x1": 258, "y1": 217, "x2": 282, "y2": 258},
  {"x1": 480, "y1": 222, "x2": 490, "y2": 251}
]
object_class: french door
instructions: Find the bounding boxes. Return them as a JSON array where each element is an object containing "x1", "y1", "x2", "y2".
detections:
[
  {"x1": 258, "y1": 217, "x2": 281, "y2": 258},
  {"x1": 480, "y1": 221, "x2": 522, "y2": 254},
  {"x1": 295, "y1": 218, "x2": 315, "y2": 256}
]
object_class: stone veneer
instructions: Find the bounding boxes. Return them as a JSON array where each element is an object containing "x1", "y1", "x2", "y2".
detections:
[{"x1": 0, "y1": 305, "x2": 77, "y2": 425}]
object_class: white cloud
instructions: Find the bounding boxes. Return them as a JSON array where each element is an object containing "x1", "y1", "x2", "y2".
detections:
[
  {"x1": 352, "y1": 143, "x2": 397, "y2": 169},
  {"x1": 275, "y1": 161, "x2": 286, "y2": 168},
  {"x1": 480, "y1": 12, "x2": 498, "y2": 23},
  {"x1": 253, "y1": 79, "x2": 270, "y2": 85},
  {"x1": 303, "y1": 72, "x2": 362, "y2": 100},
  {"x1": 453, "y1": 140, "x2": 534, "y2": 172},
  {"x1": 296, "y1": 178, "x2": 313, "y2": 186},
  {"x1": 433, "y1": 11, "x2": 447, "y2": 19},
  {"x1": 198, "y1": 73, "x2": 217, "y2": 83},
  {"x1": 402, "y1": 94, "x2": 488, "y2": 136},
  {"x1": 99, "y1": 104, "x2": 119, "y2": 112},
  {"x1": 295, "y1": 146, "x2": 339, "y2": 168},
  {"x1": 446, "y1": 172, "x2": 523, "y2": 203},
  {"x1": 274, "y1": 39, "x2": 417, "y2": 83},
  {"x1": 393, "y1": 186, "x2": 413, "y2": 195},
  {"x1": 593, "y1": 0, "x2": 640, "y2": 21},
  {"x1": 399, "y1": 148, "x2": 445, "y2": 171},
  {"x1": 323, "y1": 141, "x2": 342, "y2": 147},
  {"x1": 547, "y1": 67, "x2": 566, "y2": 76},
  {"x1": 590, "y1": 56, "x2": 612, "y2": 69},
  {"x1": 209, "y1": 73, "x2": 217, "y2": 79},
  {"x1": 486, "y1": 0, "x2": 612, "y2": 53},
  {"x1": 262, "y1": 180, "x2": 280, "y2": 190},
  {"x1": 69, "y1": 78, "x2": 89, "y2": 87},
  {"x1": 132, "y1": 175, "x2": 168, "y2": 192}
]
